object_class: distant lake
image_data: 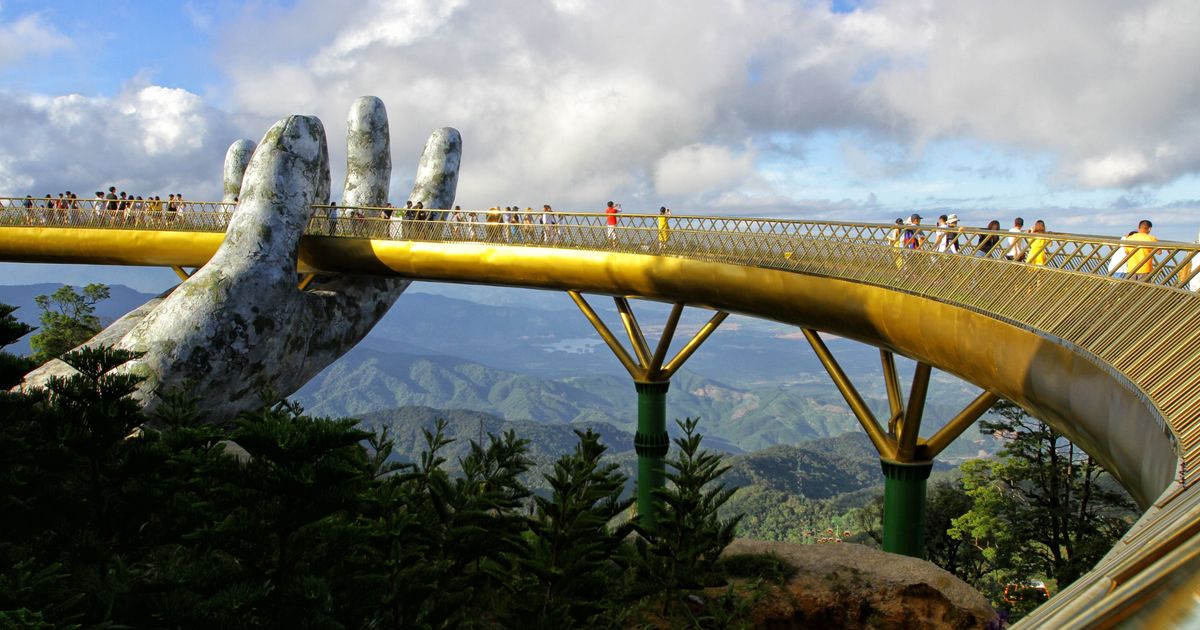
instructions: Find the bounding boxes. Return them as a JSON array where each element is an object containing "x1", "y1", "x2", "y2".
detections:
[{"x1": 540, "y1": 338, "x2": 603, "y2": 354}]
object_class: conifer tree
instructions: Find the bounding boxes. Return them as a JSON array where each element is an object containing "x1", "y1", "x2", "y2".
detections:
[
  {"x1": 0, "y1": 303, "x2": 35, "y2": 388},
  {"x1": 0, "y1": 345, "x2": 153, "y2": 626},
  {"x1": 635, "y1": 418, "x2": 742, "y2": 615},
  {"x1": 514, "y1": 428, "x2": 635, "y2": 628}
]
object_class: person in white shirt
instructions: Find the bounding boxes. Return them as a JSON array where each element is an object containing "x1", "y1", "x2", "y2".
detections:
[
  {"x1": 1005, "y1": 217, "x2": 1026, "y2": 261},
  {"x1": 1191, "y1": 229, "x2": 1200, "y2": 292},
  {"x1": 933, "y1": 215, "x2": 949, "y2": 253},
  {"x1": 944, "y1": 214, "x2": 962, "y2": 254},
  {"x1": 1107, "y1": 231, "x2": 1136, "y2": 279}
]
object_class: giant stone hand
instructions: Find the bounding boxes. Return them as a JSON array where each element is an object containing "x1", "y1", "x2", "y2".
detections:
[{"x1": 20, "y1": 97, "x2": 461, "y2": 423}]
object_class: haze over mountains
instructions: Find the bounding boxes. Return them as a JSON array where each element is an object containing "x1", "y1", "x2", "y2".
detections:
[{"x1": 0, "y1": 281, "x2": 1000, "y2": 461}]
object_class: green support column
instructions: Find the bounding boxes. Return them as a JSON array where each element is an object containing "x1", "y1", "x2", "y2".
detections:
[
  {"x1": 880, "y1": 459, "x2": 934, "y2": 557},
  {"x1": 634, "y1": 381, "x2": 671, "y2": 531}
]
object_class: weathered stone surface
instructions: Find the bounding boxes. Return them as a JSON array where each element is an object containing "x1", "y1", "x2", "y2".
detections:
[
  {"x1": 721, "y1": 540, "x2": 997, "y2": 629},
  {"x1": 343, "y1": 95, "x2": 391, "y2": 207},
  {"x1": 19, "y1": 289, "x2": 174, "y2": 386},
  {"x1": 222, "y1": 139, "x2": 256, "y2": 203},
  {"x1": 409, "y1": 127, "x2": 461, "y2": 218},
  {"x1": 19, "y1": 97, "x2": 461, "y2": 425}
]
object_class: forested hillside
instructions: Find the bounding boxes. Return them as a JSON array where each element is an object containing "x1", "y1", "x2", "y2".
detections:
[
  {"x1": 298, "y1": 346, "x2": 1000, "y2": 458},
  {"x1": 349, "y1": 406, "x2": 906, "y2": 541},
  {"x1": 0, "y1": 283, "x2": 1001, "y2": 461}
]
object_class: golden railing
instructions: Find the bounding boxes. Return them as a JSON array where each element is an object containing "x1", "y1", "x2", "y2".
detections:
[
  {"x1": 4, "y1": 196, "x2": 1200, "y2": 485},
  {"x1": 3, "y1": 198, "x2": 1199, "y2": 291}
]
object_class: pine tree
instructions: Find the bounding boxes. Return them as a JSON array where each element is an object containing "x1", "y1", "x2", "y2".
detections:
[
  {"x1": 635, "y1": 418, "x2": 742, "y2": 615},
  {"x1": 514, "y1": 428, "x2": 635, "y2": 628},
  {"x1": 0, "y1": 345, "x2": 153, "y2": 627},
  {"x1": 0, "y1": 303, "x2": 35, "y2": 388}
]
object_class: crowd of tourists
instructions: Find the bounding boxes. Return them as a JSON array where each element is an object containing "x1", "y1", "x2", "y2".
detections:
[
  {"x1": 19, "y1": 187, "x2": 196, "y2": 215},
  {"x1": 887, "y1": 212, "x2": 1200, "y2": 290},
  {"x1": 9, "y1": 187, "x2": 1198, "y2": 289},
  {"x1": 315, "y1": 199, "x2": 672, "y2": 249}
]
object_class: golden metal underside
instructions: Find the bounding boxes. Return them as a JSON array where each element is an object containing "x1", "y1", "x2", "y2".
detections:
[{"x1": 3, "y1": 205, "x2": 1200, "y2": 625}]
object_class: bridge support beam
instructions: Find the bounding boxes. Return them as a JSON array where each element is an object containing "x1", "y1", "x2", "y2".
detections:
[
  {"x1": 635, "y1": 381, "x2": 671, "y2": 532},
  {"x1": 568, "y1": 291, "x2": 727, "y2": 532},
  {"x1": 881, "y1": 459, "x2": 934, "y2": 557},
  {"x1": 802, "y1": 329, "x2": 998, "y2": 558}
]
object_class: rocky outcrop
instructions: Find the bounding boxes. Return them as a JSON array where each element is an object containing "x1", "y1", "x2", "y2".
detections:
[{"x1": 722, "y1": 540, "x2": 997, "y2": 629}]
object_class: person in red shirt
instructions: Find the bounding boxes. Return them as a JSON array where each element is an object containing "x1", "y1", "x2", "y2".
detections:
[{"x1": 605, "y1": 200, "x2": 619, "y2": 243}]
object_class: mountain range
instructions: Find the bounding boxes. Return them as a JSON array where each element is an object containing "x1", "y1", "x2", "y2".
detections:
[
  {"x1": 1, "y1": 281, "x2": 1001, "y2": 460},
  {"x1": 350, "y1": 404, "x2": 910, "y2": 502}
]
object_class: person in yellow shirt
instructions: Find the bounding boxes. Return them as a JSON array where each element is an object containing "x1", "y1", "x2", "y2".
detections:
[
  {"x1": 1123, "y1": 219, "x2": 1158, "y2": 281},
  {"x1": 657, "y1": 206, "x2": 670, "y2": 250},
  {"x1": 1026, "y1": 220, "x2": 1049, "y2": 266}
]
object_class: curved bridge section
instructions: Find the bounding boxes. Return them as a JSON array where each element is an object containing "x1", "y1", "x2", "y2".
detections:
[{"x1": 2, "y1": 200, "x2": 1200, "y2": 626}]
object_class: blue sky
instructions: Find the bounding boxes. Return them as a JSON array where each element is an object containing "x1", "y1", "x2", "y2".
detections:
[{"x1": 1, "y1": 0, "x2": 1199, "y2": 291}]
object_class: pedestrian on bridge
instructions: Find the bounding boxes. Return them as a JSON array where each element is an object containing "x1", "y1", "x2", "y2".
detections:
[
  {"x1": 1005, "y1": 217, "x2": 1026, "y2": 262},
  {"x1": 606, "y1": 201, "x2": 619, "y2": 244},
  {"x1": 902, "y1": 214, "x2": 924, "y2": 249},
  {"x1": 450, "y1": 206, "x2": 466, "y2": 239},
  {"x1": 1026, "y1": 220, "x2": 1049, "y2": 266},
  {"x1": 486, "y1": 206, "x2": 502, "y2": 242},
  {"x1": 978, "y1": 219, "x2": 1002, "y2": 256},
  {"x1": 887, "y1": 218, "x2": 903, "y2": 247},
  {"x1": 658, "y1": 206, "x2": 671, "y2": 250},
  {"x1": 944, "y1": 214, "x2": 962, "y2": 254},
  {"x1": 1191, "y1": 229, "x2": 1200, "y2": 292},
  {"x1": 932, "y1": 215, "x2": 949, "y2": 252},
  {"x1": 1108, "y1": 231, "x2": 1136, "y2": 279},
  {"x1": 542, "y1": 204, "x2": 558, "y2": 243},
  {"x1": 503, "y1": 206, "x2": 515, "y2": 243},
  {"x1": 1123, "y1": 220, "x2": 1159, "y2": 282}
]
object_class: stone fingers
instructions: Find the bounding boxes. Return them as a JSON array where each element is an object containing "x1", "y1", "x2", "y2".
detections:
[
  {"x1": 409, "y1": 127, "x2": 462, "y2": 217},
  {"x1": 341, "y1": 96, "x2": 391, "y2": 208},
  {"x1": 223, "y1": 139, "x2": 256, "y2": 203}
]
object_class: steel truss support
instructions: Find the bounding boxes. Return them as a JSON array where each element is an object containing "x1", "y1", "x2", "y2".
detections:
[
  {"x1": 568, "y1": 291, "x2": 728, "y2": 530},
  {"x1": 802, "y1": 329, "x2": 999, "y2": 557}
]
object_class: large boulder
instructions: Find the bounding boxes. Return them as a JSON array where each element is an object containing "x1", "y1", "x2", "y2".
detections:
[{"x1": 722, "y1": 539, "x2": 998, "y2": 629}]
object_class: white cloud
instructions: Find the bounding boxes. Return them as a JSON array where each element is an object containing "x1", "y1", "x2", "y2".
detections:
[
  {"x1": 1078, "y1": 152, "x2": 1151, "y2": 188},
  {"x1": 0, "y1": 84, "x2": 239, "y2": 199},
  {"x1": 0, "y1": 0, "x2": 1195, "y2": 231},
  {"x1": 0, "y1": 11, "x2": 68, "y2": 67},
  {"x1": 127, "y1": 87, "x2": 210, "y2": 155},
  {"x1": 207, "y1": 0, "x2": 1199, "y2": 215},
  {"x1": 864, "y1": 0, "x2": 1200, "y2": 188},
  {"x1": 654, "y1": 144, "x2": 755, "y2": 198}
]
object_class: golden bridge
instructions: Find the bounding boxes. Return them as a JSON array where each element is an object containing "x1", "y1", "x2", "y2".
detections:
[{"x1": 3, "y1": 198, "x2": 1200, "y2": 627}]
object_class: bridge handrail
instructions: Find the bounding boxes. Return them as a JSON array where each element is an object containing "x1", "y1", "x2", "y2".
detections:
[{"x1": 3, "y1": 196, "x2": 1198, "y2": 293}]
